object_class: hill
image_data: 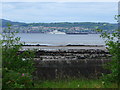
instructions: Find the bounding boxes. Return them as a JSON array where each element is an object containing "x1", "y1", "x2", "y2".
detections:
[
  {"x1": 1, "y1": 19, "x2": 28, "y2": 27},
  {"x1": 1, "y1": 19, "x2": 117, "y2": 33}
]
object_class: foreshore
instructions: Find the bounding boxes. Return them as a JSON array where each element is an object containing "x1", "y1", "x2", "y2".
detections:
[
  {"x1": 20, "y1": 45, "x2": 111, "y2": 79},
  {"x1": 21, "y1": 44, "x2": 107, "y2": 51}
]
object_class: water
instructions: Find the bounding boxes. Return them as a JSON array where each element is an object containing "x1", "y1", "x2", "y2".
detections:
[{"x1": 16, "y1": 33, "x2": 105, "y2": 46}]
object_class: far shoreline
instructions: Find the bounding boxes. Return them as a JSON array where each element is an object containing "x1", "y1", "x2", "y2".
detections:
[{"x1": 22, "y1": 44, "x2": 105, "y2": 47}]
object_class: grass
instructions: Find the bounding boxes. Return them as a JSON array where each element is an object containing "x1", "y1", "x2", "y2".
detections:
[{"x1": 34, "y1": 78, "x2": 117, "y2": 88}]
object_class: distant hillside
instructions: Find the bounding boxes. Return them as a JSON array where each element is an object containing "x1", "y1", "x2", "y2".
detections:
[
  {"x1": 1, "y1": 19, "x2": 28, "y2": 27},
  {"x1": 27, "y1": 22, "x2": 117, "y2": 30},
  {"x1": 1, "y1": 19, "x2": 118, "y2": 33}
]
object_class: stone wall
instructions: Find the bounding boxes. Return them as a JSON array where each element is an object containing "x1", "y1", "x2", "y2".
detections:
[{"x1": 29, "y1": 49, "x2": 112, "y2": 80}]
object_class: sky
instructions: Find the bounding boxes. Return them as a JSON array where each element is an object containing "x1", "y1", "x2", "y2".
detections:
[
  {"x1": 2, "y1": 0, "x2": 120, "y2": 2},
  {"x1": 1, "y1": 2, "x2": 118, "y2": 23}
]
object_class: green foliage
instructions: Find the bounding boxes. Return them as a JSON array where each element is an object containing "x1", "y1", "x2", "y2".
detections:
[
  {"x1": 35, "y1": 78, "x2": 117, "y2": 88},
  {"x1": 98, "y1": 16, "x2": 120, "y2": 88},
  {"x1": 2, "y1": 24, "x2": 35, "y2": 88},
  {"x1": 3, "y1": 68, "x2": 33, "y2": 88}
]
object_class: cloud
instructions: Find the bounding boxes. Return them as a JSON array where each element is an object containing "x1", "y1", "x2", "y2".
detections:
[
  {"x1": 2, "y1": 0, "x2": 119, "y2": 2},
  {"x1": 0, "y1": 3, "x2": 2, "y2": 18},
  {"x1": 2, "y1": 2, "x2": 118, "y2": 23}
]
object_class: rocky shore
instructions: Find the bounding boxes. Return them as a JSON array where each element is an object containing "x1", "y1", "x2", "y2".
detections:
[{"x1": 21, "y1": 45, "x2": 111, "y2": 80}]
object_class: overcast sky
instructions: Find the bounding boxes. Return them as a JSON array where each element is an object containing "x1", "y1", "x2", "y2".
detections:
[{"x1": 2, "y1": 2, "x2": 118, "y2": 23}]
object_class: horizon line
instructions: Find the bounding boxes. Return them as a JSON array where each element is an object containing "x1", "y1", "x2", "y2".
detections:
[{"x1": 1, "y1": 18, "x2": 117, "y2": 24}]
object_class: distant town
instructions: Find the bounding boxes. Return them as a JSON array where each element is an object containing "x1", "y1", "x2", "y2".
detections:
[{"x1": 1, "y1": 19, "x2": 117, "y2": 34}]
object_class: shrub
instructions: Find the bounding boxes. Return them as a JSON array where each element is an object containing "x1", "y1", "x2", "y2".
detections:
[
  {"x1": 2, "y1": 24, "x2": 35, "y2": 88},
  {"x1": 97, "y1": 15, "x2": 120, "y2": 88}
]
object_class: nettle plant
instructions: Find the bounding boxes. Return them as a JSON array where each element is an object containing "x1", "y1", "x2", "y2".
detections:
[
  {"x1": 97, "y1": 15, "x2": 120, "y2": 88},
  {"x1": 2, "y1": 24, "x2": 35, "y2": 88}
]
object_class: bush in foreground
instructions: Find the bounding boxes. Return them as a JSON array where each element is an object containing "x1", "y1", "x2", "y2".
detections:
[{"x1": 2, "y1": 24, "x2": 35, "y2": 88}]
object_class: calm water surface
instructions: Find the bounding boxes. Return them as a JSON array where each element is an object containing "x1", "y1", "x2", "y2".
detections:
[{"x1": 16, "y1": 33, "x2": 105, "y2": 46}]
